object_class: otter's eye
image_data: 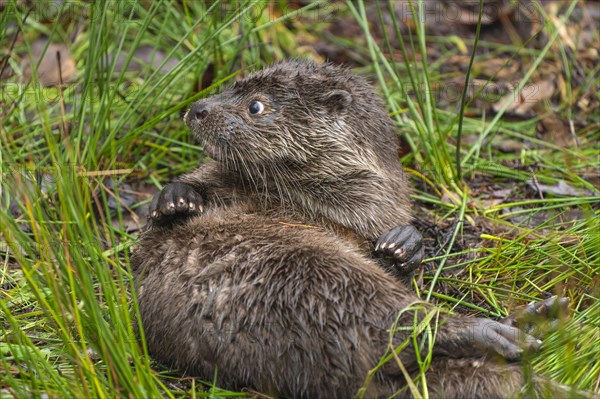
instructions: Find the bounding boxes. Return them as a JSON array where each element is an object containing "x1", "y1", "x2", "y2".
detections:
[{"x1": 248, "y1": 101, "x2": 265, "y2": 115}]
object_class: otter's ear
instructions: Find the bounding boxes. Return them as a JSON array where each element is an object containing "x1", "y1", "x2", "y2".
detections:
[{"x1": 321, "y1": 89, "x2": 353, "y2": 114}]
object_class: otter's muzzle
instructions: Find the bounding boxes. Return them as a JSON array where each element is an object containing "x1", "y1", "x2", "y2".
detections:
[{"x1": 185, "y1": 101, "x2": 214, "y2": 127}]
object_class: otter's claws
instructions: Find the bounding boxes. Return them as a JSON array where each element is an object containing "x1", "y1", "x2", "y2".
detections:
[
  {"x1": 375, "y1": 225, "x2": 424, "y2": 275},
  {"x1": 149, "y1": 182, "x2": 204, "y2": 225}
]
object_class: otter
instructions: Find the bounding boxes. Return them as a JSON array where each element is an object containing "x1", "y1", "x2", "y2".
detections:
[{"x1": 131, "y1": 61, "x2": 582, "y2": 398}]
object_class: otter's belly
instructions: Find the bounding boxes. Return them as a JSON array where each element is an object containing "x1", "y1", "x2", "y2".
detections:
[{"x1": 131, "y1": 209, "x2": 400, "y2": 398}]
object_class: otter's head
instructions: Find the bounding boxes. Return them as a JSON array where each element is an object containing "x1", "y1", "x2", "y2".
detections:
[
  {"x1": 184, "y1": 60, "x2": 399, "y2": 175},
  {"x1": 185, "y1": 61, "x2": 411, "y2": 235}
]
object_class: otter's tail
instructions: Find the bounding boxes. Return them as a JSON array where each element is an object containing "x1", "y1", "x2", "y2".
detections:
[{"x1": 414, "y1": 357, "x2": 597, "y2": 399}]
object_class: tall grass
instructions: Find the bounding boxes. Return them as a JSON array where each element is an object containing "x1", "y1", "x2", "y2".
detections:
[
  {"x1": 350, "y1": 0, "x2": 599, "y2": 394},
  {"x1": 0, "y1": 1, "x2": 321, "y2": 397},
  {"x1": 1, "y1": 0, "x2": 598, "y2": 397}
]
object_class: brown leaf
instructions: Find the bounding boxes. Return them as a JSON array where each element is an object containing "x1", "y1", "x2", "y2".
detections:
[
  {"x1": 527, "y1": 180, "x2": 594, "y2": 197},
  {"x1": 491, "y1": 138, "x2": 524, "y2": 153},
  {"x1": 441, "y1": 0, "x2": 515, "y2": 26},
  {"x1": 474, "y1": 57, "x2": 520, "y2": 80},
  {"x1": 23, "y1": 40, "x2": 77, "y2": 87},
  {"x1": 491, "y1": 188, "x2": 513, "y2": 199},
  {"x1": 111, "y1": 45, "x2": 179, "y2": 74},
  {"x1": 493, "y1": 80, "x2": 555, "y2": 116},
  {"x1": 536, "y1": 115, "x2": 577, "y2": 148},
  {"x1": 476, "y1": 198, "x2": 504, "y2": 209}
]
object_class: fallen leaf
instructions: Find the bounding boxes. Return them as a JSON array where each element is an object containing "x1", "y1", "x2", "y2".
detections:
[
  {"x1": 491, "y1": 188, "x2": 513, "y2": 199},
  {"x1": 527, "y1": 180, "x2": 594, "y2": 197},
  {"x1": 23, "y1": 39, "x2": 77, "y2": 86},
  {"x1": 476, "y1": 198, "x2": 505, "y2": 209},
  {"x1": 536, "y1": 115, "x2": 577, "y2": 148},
  {"x1": 441, "y1": 190, "x2": 461, "y2": 206},
  {"x1": 111, "y1": 45, "x2": 179, "y2": 74},
  {"x1": 493, "y1": 79, "x2": 555, "y2": 116},
  {"x1": 441, "y1": 0, "x2": 515, "y2": 26},
  {"x1": 491, "y1": 138, "x2": 524, "y2": 153},
  {"x1": 474, "y1": 57, "x2": 520, "y2": 79}
]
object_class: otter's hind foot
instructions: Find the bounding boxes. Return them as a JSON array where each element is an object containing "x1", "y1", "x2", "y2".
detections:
[
  {"x1": 445, "y1": 318, "x2": 542, "y2": 361},
  {"x1": 150, "y1": 182, "x2": 204, "y2": 224},
  {"x1": 501, "y1": 296, "x2": 570, "y2": 338},
  {"x1": 375, "y1": 225, "x2": 424, "y2": 275}
]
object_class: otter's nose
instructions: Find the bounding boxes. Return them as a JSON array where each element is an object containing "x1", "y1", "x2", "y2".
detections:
[{"x1": 187, "y1": 102, "x2": 211, "y2": 124}]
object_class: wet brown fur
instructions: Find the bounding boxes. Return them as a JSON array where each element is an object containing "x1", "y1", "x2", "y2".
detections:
[
  {"x1": 176, "y1": 60, "x2": 412, "y2": 246},
  {"x1": 132, "y1": 61, "x2": 589, "y2": 398}
]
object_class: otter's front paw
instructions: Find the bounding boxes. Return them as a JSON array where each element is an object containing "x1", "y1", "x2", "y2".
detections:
[
  {"x1": 375, "y1": 225, "x2": 424, "y2": 274},
  {"x1": 150, "y1": 182, "x2": 204, "y2": 224}
]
